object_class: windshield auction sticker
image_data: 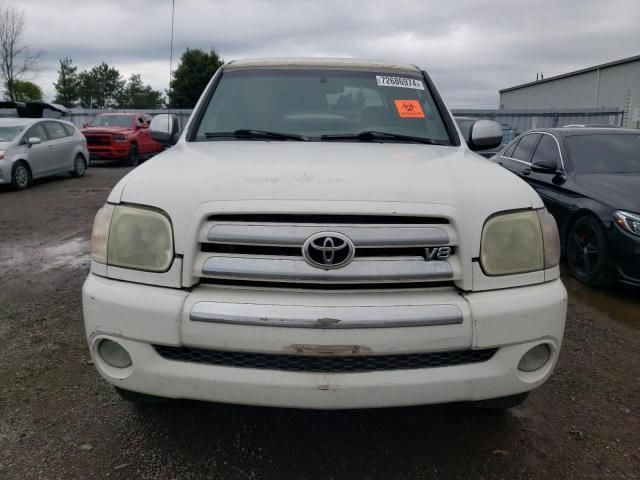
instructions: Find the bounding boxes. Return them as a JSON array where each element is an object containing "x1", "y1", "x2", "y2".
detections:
[
  {"x1": 376, "y1": 76, "x2": 425, "y2": 90},
  {"x1": 394, "y1": 100, "x2": 425, "y2": 118}
]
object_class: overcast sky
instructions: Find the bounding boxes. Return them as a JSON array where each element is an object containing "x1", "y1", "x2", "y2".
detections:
[{"x1": 19, "y1": 0, "x2": 640, "y2": 108}]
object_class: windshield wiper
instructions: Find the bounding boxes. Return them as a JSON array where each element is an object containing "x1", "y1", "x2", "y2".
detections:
[
  {"x1": 321, "y1": 131, "x2": 444, "y2": 145},
  {"x1": 204, "y1": 129, "x2": 309, "y2": 141}
]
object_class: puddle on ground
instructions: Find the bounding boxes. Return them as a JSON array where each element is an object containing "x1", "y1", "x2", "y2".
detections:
[
  {"x1": 0, "y1": 237, "x2": 90, "y2": 273},
  {"x1": 564, "y1": 275, "x2": 640, "y2": 330},
  {"x1": 41, "y1": 238, "x2": 90, "y2": 271}
]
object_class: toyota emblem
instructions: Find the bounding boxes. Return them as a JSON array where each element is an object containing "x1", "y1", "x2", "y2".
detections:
[{"x1": 302, "y1": 232, "x2": 355, "y2": 269}]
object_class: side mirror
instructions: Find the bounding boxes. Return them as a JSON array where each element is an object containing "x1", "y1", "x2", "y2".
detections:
[
  {"x1": 149, "y1": 114, "x2": 180, "y2": 146},
  {"x1": 468, "y1": 120, "x2": 503, "y2": 151},
  {"x1": 27, "y1": 137, "x2": 42, "y2": 146},
  {"x1": 531, "y1": 158, "x2": 559, "y2": 173},
  {"x1": 82, "y1": 122, "x2": 90, "y2": 128}
]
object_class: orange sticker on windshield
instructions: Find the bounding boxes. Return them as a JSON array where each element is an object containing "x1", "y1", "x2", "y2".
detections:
[{"x1": 394, "y1": 100, "x2": 425, "y2": 118}]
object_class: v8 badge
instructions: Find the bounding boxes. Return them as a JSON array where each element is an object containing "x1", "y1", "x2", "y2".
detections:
[{"x1": 425, "y1": 246, "x2": 451, "y2": 261}]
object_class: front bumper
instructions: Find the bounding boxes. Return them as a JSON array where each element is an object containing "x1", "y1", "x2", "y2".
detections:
[
  {"x1": 83, "y1": 275, "x2": 567, "y2": 409},
  {"x1": 88, "y1": 147, "x2": 129, "y2": 160},
  {"x1": 0, "y1": 160, "x2": 11, "y2": 184},
  {"x1": 608, "y1": 226, "x2": 640, "y2": 286}
]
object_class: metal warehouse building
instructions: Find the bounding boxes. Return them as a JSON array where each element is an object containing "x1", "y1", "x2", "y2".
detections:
[{"x1": 498, "y1": 54, "x2": 640, "y2": 129}]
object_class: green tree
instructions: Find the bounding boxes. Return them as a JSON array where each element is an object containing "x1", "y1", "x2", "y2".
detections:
[
  {"x1": 11, "y1": 80, "x2": 42, "y2": 102},
  {"x1": 168, "y1": 48, "x2": 223, "y2": 108},
  {"x1": 117, "y1": 74, "x2": 164, "y2": 108},
  {"x1": 53, "y1": 57, "x2": 80, "y2": 107},
  {"x1": 77, "y1": 62, "x2": 125, "y2": 108}
]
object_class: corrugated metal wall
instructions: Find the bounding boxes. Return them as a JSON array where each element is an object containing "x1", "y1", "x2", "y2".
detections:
[
  {"x1": 499, "y1": 58, "x2": 640, "y2": 128},
  {"x1": 67, "y1": 107, "x2": 630, "y2": 136},
  {"x1": 1, "y1": 106, "x2": 631, "y2": 139},
  {"x1": 500, "y1": 71, "x2": 599, "y2": 109},
  {"x1": 452, "y1": 108, "x2": 625, "y2": 136}
]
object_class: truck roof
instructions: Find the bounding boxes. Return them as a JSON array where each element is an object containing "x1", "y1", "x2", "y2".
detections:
[{"x1": 225, "y1": 57, "x2": 422, "y2": 74}]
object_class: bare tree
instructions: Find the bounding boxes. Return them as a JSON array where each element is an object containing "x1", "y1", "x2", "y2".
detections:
[{"x1": 0, "y1": 2, "x2": 41, "y2": 101}]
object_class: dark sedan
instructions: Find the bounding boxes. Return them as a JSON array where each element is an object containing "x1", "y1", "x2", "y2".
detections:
[{"x1": 492, "y1": 127, "x2": 640, "y2": 287}]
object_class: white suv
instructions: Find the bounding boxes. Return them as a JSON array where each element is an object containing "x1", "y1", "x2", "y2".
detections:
[{"x1": 83, "y1": 58, "x2": 567, "y2": 409}]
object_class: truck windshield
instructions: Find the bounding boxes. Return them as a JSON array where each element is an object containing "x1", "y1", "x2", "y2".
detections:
[
  {"x1": 0, "y1": 125, "x2": 26, "y2": 141},
  {"x1": 194, "y1": 69, "x2": 453, "y2": 144},
  {"x1": 566, "y1": 134, "x2": 640, "y2": 174},
  {"x1": 91, "y1": 115, "x2": 132, "y2": 128}
]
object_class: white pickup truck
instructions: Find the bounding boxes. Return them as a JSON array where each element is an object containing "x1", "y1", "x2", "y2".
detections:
[{"x1": 83, "y1": 58, "x2": 567, "y2": 409}]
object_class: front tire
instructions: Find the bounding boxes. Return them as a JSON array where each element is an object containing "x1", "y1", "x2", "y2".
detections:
[
  {"x1": 127, "y1": 144, "x2": 140, "y2": 167},
  {"x1": 11, "y1": 162, "x2": 32, "y2": 190},
  {"x1": 71, "y1": 154, "x2": 86, "y2": 177},
  {"x1": 566, "y1": 215, "x2": 609, "y2": 286}
]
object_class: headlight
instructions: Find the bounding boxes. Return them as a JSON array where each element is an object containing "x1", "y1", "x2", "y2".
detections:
[
  {"x1": 538, "y1": 208, "x2": 561, "y2": 269},
  {"x1": 614, "y1": 210, "x2": 640, "y2": 236},
  {"x1": 480, "y1": 209, "x2": 559, "y2": 276},
  {"x1": 90, "y1": 204, "x2": 174, "y2": 272},
  {"x1": 90, "y1": 204, "x2": 114, "y2": 263}
]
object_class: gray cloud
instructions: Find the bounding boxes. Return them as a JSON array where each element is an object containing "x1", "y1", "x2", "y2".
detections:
[{"x1": 19, "y1": 0, "x2": 640, "y2": 107}]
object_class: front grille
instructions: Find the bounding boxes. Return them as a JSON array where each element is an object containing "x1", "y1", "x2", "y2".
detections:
[
  {"x1": 201, "y1": 243, "x2": 448, "y2": 259},
  {"x1": 153, "y1": 345, "x2": 497, "y2": 373},
  {"x1": 85, "y1": 135, "x2": 112, "y2": 146},
  {"x1": 198, "y1": 278, "x2": 456, "y2": 290},
  {"x1": 196, "y1": 214, "x2": 458, "y2": 289},
  {"x1": 207, "y1": 214, "x2": 449, "y2": 225}
]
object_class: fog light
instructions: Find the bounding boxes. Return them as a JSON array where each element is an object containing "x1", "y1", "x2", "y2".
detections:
[
  {"x1": 518, "y1": 344, "x2": 551, "y2": 372},
  {"x1": 98, "y1": 339, "x2": 132, "y2": 368}
]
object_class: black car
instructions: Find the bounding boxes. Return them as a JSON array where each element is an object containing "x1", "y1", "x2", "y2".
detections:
[{"x1": 492, "y1": 127, "x2": 640, "y2": 287}]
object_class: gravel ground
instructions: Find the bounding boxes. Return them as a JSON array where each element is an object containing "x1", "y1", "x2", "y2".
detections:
[{"x1": 0, "y1": 165, "x2": 639, "y2": 480}]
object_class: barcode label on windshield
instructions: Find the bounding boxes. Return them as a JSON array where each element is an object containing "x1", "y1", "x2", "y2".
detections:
[{"x1": 376, "y1": 76, "x2": 424, "y2": 90}]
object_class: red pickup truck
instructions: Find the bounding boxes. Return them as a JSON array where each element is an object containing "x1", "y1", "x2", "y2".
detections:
[{"x1": 81, "y1": 113, "x2": 164, "y2": 166}]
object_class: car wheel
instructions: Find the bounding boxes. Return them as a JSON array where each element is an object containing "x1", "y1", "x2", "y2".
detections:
[
  {"x1": 127, "y1": 144, "x2": 140, "y2": 167},
  {"x1": 71, "y1": 154, "x2": 86, "y2": 177},
  {"x1": 566, "y1": 215, "x2": 609, "y2": 286},
  {"x1": 114, "y1": 386, "x2": 169, "y2": 404},
  {"x1": 471, "y1": 392, "x2": 529, "y2": 409},
  {"x1": 11, "y1": 162, "x2": 32, "y2": 190}
]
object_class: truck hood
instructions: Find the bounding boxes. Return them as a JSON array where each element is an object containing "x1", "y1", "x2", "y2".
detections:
[
  {"x1": 574, "y1": 173, "x2": 640, "y2": 213},
  {"x1": 110, "y1": 141, "x2": 542, "y2": 252}
]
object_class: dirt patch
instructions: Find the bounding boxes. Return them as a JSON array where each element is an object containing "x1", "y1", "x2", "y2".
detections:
[
  {"x1": 564, "y1": 278, "x2": 640, "y2": 331},
  {"x1": 0, "y1": 237, "x2": 90, "y2": 272}
]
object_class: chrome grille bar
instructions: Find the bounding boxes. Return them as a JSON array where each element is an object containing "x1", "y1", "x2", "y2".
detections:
[
  {"x1": 190, "y1": 301, "x2": 463, "y2": 328},
  {"x1": 201, "y1": 255, "x2": 453, "y2": 283},
  {"x1": 207, "y1": 223, "x2": 449, "y2": 247}
]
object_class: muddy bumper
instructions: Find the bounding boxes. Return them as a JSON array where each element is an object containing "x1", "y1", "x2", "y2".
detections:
[{"x1": 82, "y1": 274, "x2": 567, "y2": 409}]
